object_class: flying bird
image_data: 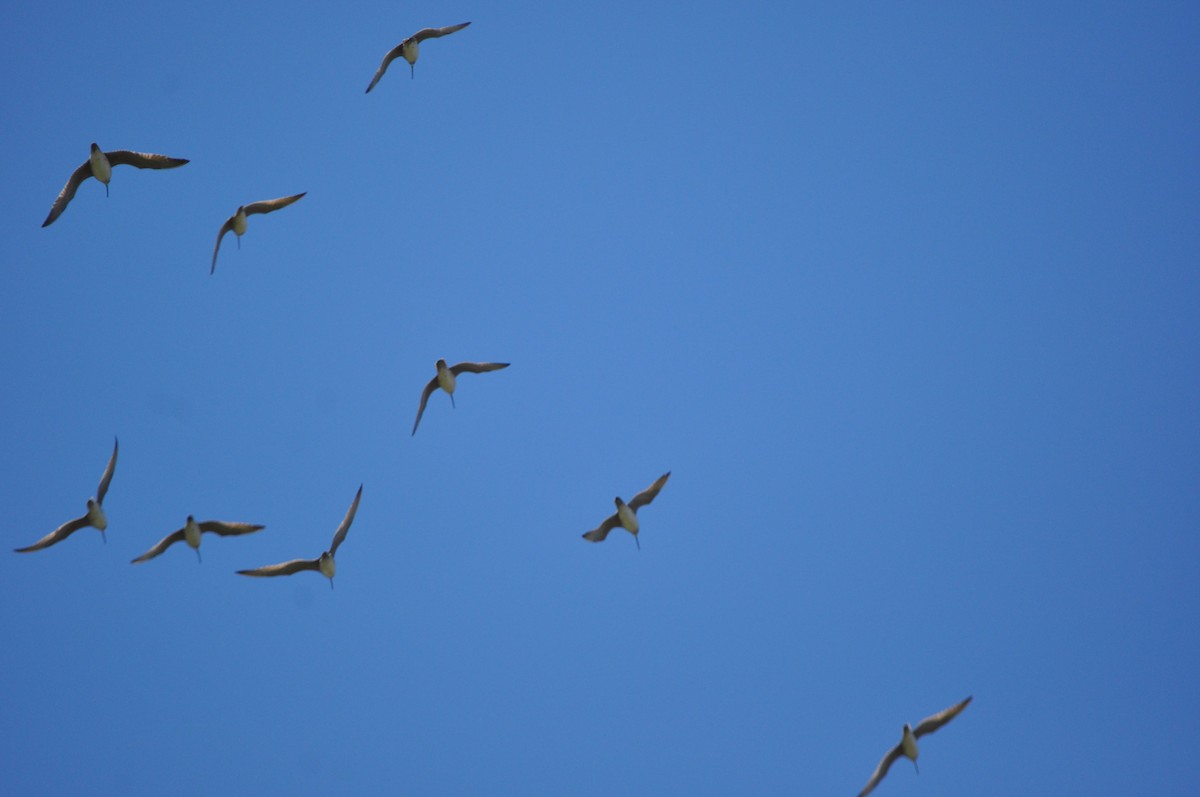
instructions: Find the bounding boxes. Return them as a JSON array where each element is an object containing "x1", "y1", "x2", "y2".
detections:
[
  {"x1": 236, "y1": 485, "x2": 361, "y2": 588},
  {"x1": 42, "y1": 143, "x2": 189, "y2": 227},
  {"x1": 857, "y1": 696, "x2": 973, "y2": 797},
  {"x1": 15, "y1": 437, "x2": 119, "y2": 553},
  {"x1": 131, "y1": 516, "x2": 265, "y2": 564},
  {"x1": 365, "y1": 21, "x2": 472, "y2": 92},
  {"x1": 582, "y1": 472, "x2": 671, "y2": 550},
  {"x1": 211, "y1": 192, "x2": 306, "y2": 273},
  {"x1": 411, "y1": 359, "x2": 510, "y2": 435}
]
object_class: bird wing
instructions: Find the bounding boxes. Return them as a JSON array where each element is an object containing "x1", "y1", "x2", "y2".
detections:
[
  {"x1": 211, "y1": 217, "x2": 235, "y2": 274},
  {"x1": 449, "y1": 361, "x2": 510, "y2": 375},
  {"x1": 411, "y1": 375, "x2": 440, "y2": 435},
  {"x1": 96, "y1": 437, "x2": 118, "y2": 505},
  {"x1": 365, "y1": 44, "x2": 405, "y2": 93},
  {"x1": 14, "y1": 515, "x2": 91, "y2": 553},
  {"x1": 130, "y1": 528, "x2": 187, "y2": 563},
  {"x1": 197, "y1": 521, "x2": 266, "y2": 537},
  {"x1": 913, "y1": 696, "x2": 972, "y2": 738},
  {"x1": 243, "y1": 192, "x2": 306, "y2": 216},
  {"x1": 628, "y1": 471, "x2": 671, "y2": 511},
  {"x1": 41, "y1": 160, "x2": 94, "y2": 227},
  {"x1": 858, "y1": 743, "x2": 904, "y2": 797},
  {"x1": 582, "y1": 513, "x2": 622, "y2": 543},
  {"x1": 236, "y1": 558, "x2": 320, "y2": 577},
  {"x1": 105, "y1": 150, "x2": 190, "y2": 170},
  {"x1": 329, "y1": 485, "x2": 363, "y2": 556},
  {"x1": 411, "y1": 21, "x2": 472, "y2": 42}
]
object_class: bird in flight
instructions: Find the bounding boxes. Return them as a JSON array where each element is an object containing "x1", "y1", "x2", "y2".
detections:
[
  {"x1": 15, "y1": 437, "x2": 119, "y2": 553},
  {"x1": 857, "y1": 696, "x2": 973, "y2": 797},
  {"x1": 411, "y1": 359, "x2": 510, "y2": 435},
  {"x1": 131, "y1": 516, "x2": 265, "y2": 564},
  {"x1": 42, "y1": 143, "x2": 189, "y2": 227},
  {"x1": 582, "y1": 472, "x2": 671, "y2": 550},
  {"x1": 236, "y1": 485, "x2": 362, "y2": 589},
  {"x1": 365, "y1": 21, "x2": 472, "y2": 92},
  {"x1": 211, "y1": 192, "x2": 306, "y2": 273}
]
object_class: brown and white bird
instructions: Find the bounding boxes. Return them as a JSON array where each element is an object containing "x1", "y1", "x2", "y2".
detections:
[
  {"x1": 857, "y1": 696, "x2": 973, "y2": 797},
  {"x1": 365, "y1": 21, "x2": 472, "y2": 92},
  {"x1": 411, "y1": 359, "x2": 510, "y2": 435},
  {"x1": 211, "y1": 192, "x2": 306, "y2": 273},
  {"x1": 42, "y1": 143, "x2": 189, "y2": 227},
  {"x1": 131, "y1": 516, "x2": 265, "y2": 564},
  {"x1": 15, "y1": 437, "x2": 118, "y2": 553},
  {"x1": 582, "y1": 472, "x2": 671, "y2": 550},
  {"x1": 236, "y1": 485, "x2": 361, "y2": 589}
]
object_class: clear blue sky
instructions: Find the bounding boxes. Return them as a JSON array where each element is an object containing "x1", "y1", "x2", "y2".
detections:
[{"x1": 3, "y1": 2, "x2": 1198, "y2": 794}]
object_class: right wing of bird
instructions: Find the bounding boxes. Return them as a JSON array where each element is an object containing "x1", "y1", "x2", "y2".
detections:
[
  {"x1": 236, "y1": 558, "x2": 320, "y2": 577},
  {"x1": 130, "y1": 529, "x2": 186, "y2": 563},
  {"x1": 41, "y1": 160, "x2": 93, "y2": 227},
  {"x1": 582, "y1": 513, "x2": 621, "y2": 543},
  {"x1": 411, "y1": 376, "x2": 440, "y2": 435},
  {"x1": 857, "y1": 743, "x2": 904, "y2": 797},
  {"x1": 14, "y1": 515, "x2": 91, "y2": 553}
]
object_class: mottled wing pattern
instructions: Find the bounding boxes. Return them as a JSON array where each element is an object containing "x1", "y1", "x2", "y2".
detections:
[
  {"x1": 411, "y1": 22, "x2": 472, "y2": 43},
  {"x1": 96, "y1": 437, "x2": 119, "y2": 505},
  {"x1": 628, "y1": 471, "x2": 670, "y2": 511},
  {"x1": 365, "y1": 44, "x2": 406, "y2": 93},
  {"x1": 329, "y1": 485, "x2": 363, "y2": 556},
  {"x1": 449, "y1": 361, "x2": 509, "y2": 375},
  {"x1": 130, "y1": 529, "x2": 187, "y2": 563},
  {"x1": 582, "y1": 513, "x2": 622, "y2": 543},
  {"x1": 14, "y1": 515, "x2": 91, "y2": 553},
  {"x1": 42, "y1": 160, "x2": 94, "y2": 227},
  {"x1": 198, "y1": 521, "x2": 266, "y2": 537},
  {"x1": 211, "y1": 217, "x2": 236, "y2": 274},
  {"x1": 857, "y1": 744, "x2": 904, "y2": 797},
  {"x1": 242, "y1": 192, "x2": 306, "y2": 217},
  {"x1": 913, "y1": 696, "x2": 972, "y2": 738},
  {"x1": 411, "y1": 376, "x2": 441, "y2": 435},
  {"x1": 104, "y1": 150, "x2": 189, "y2": 169},
  {"x1": 236, "y1": 559, "x2": 321, "y2": 577}
]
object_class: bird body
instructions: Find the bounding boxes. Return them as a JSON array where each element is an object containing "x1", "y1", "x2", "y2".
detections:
[
  {"x1": 436, "y1": 360, "x2": 457, "y2": 395},
  {"x1": 42, "y1": 144, "x2": 189, "y2": 227},
  {"x1": 615, "y1": 499, "x2": 639, "y2": 536},
  {"x1": 14, "y1": 437, "x2": 118, "y2": 552},
  {"x1": 89, "y1": 144, "x2": 112, "y2": 186}
]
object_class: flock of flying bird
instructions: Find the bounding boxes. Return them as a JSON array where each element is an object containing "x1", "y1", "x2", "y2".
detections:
[{"x1": 24, "y1": 19, "x2": 971, "y2": 795}]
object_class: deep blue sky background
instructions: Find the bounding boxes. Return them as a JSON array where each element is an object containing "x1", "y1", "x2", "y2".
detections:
[{"x1": 3, "y1": 2, "x2": 1198, "y2": 794}]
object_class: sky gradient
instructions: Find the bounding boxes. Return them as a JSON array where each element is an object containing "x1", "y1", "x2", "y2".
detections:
[{"x1": 2, "y1": 2, "x2": 1199, "y2": 795}]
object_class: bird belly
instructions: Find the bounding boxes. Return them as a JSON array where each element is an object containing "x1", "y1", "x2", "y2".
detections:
[
  {"x1": 184, "y1": 522, "x2": 202, "y2": 549},
  {"x1": 232, "y1": 213, "x2": 248, "y2": 236},
  {"x1": 88, "y1": 502, "x2": 108, "y2": 531},
  {"x1": 320, "y1": 556, "x2": 337, "y2": 579},
  {"x1": 90, "y1": 150, "x2": 112, "y2": 184},
  {"x1": 404, "y1": 40, "x2": 419, "y2": 64},
  {"x1": 901, "y1": 729, "x2": 919, "y2": 760},
  {"x1": 617, "y1": 503, "x2": 638, "y2": 534},
  {"x1": 437, "y1": 369, "x2": 456, "y2": 394}
]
